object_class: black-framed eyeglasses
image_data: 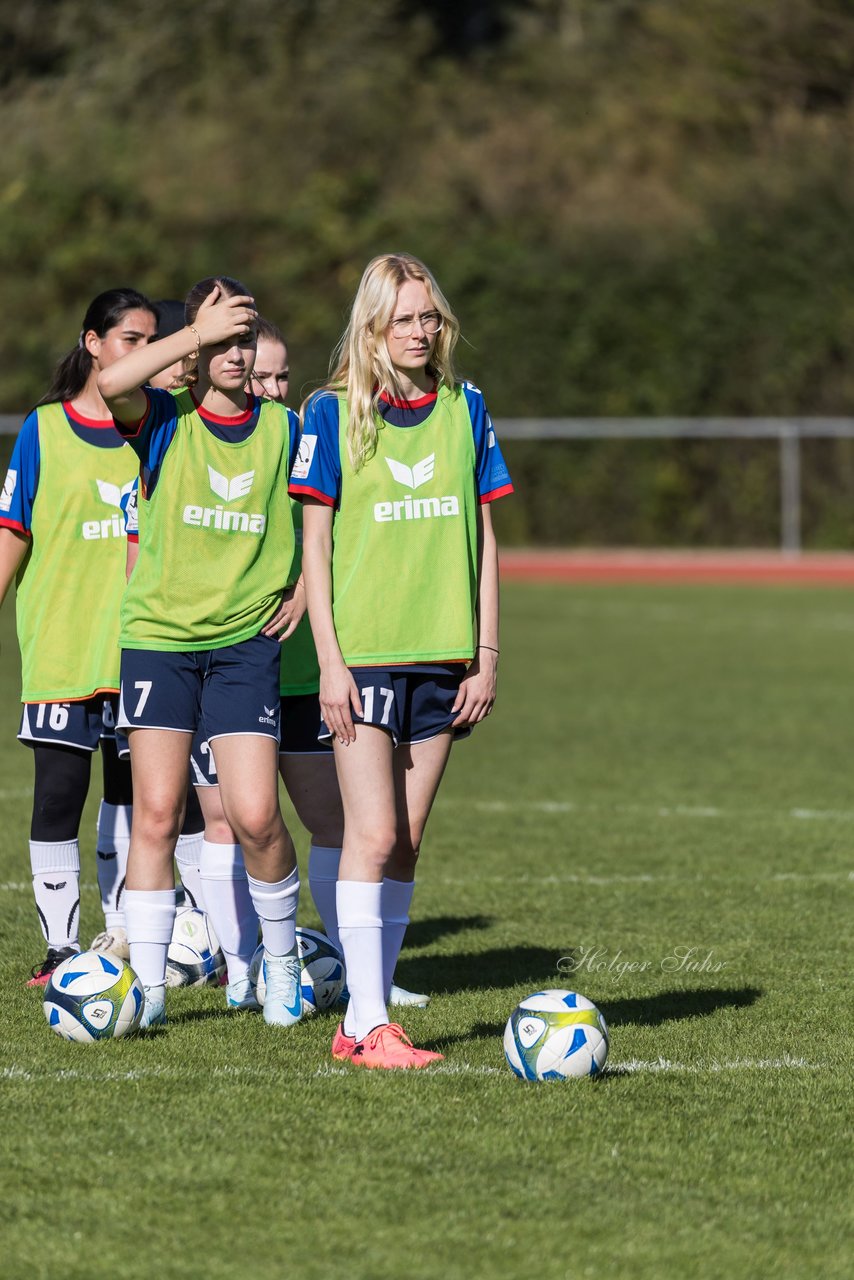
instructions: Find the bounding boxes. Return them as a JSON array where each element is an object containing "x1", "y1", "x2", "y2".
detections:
[{"x1": 388, "y1": 311, "x2": 445, "y2": 339}]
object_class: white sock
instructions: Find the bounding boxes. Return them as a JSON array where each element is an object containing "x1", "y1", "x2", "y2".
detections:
[
  {"x1": 199, "y1": 841, "x2": 258, "y2": 982},
  {"x1": 308, "y1": 844, "x2": 342, "y2": 949},
  {"x1": 382, "y1": 877, "x2": 415, "y2": 999},
  {"x1": 96, "y1": 801, "x2": 131, "y2": 930},
  {"x1": 338, "y1": 880, "x2": 387, "y2": 1041},
  {"x1": 246, "y1": 867, "x2": 299, "y2": 957},
  {"x1": 124, "y1": 888, "x2": 176, "y2": 991},
  {"x1": 175, "y1": 831, "x2": 205, "y2": 910},
  {"x1": 29, "y1": 839, "x2": 80, "y2": 949}
]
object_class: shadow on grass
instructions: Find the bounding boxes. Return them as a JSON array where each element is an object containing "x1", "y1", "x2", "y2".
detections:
[
  {"x1": 396, "y1": 944, "x2": 561, "y2": 995},
  {"x1": 165, "y1": 1006, "x2": 237, "y2": 1025},
  {"x1": 403, "y1": 914, "x2": 492, "y2": 950},
  {"x1": 602, "y1": 986, "x2": 763, "y2": 1027},
  {"x1": 417, "y1": 989, "x2": 764, "y2": 1053}
]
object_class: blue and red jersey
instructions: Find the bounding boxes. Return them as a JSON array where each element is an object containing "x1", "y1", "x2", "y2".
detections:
[
  {"x1": 289, "y1": 381, "x2": 513, "y2": 507},
  {"x1": 0, "y1": 403, "x2": 128, "y2": 536},
  {"x1": 115, "y1": 388, "x2": 301, "y2": 501}
]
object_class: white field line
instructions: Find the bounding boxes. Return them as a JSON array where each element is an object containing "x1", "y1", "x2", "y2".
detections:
[
  {"x1": 0, "y1": 1056, "x2": 822, "y2": 1085},
  {"x1": 437, "y1": 797, "x2": 854, "y2": 823},
  {"x1": 555, "y1": 598, "x2": 854, "y2": 636},
  {"x1": 433, "y1": 870, "x2": 852, "y2": 885},
  {"x1": 2, "y1": 865, "x2": 852, "y2": 892}
]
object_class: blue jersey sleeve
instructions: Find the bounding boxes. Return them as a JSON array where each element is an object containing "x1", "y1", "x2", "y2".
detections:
[
  {"x1": 0, "y1": 411, "x2": 41, "y2": 535},
  {"x1": 114, "y1": 388, "x2": 179, "y2": 498},
  {"x1": 286, "y1": 407, "x2": 301, "y2": 476},
  {"x1": 289, "y1": 392, "x2": 341, "y2": 507},
  {"x1": 114, "y1": 388, "x2": 179, "y2": 470},
  {"x1": 461, "y1": 383, "x2": 514, "y2": 504},
  {"x1": 124, "y1": 476, "x2": 140, "y2": 540}
]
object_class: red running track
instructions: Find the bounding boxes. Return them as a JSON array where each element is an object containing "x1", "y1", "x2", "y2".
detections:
[{"x1": 498, "y1": 549, "x2": 854, "y2": 587}]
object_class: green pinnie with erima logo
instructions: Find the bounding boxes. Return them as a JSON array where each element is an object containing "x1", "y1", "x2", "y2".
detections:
[
  {"x1": 16, "y1": 403, "x2": 138, "y2": 701},
  {"x1": 121, "y1": 390, "x2": 295, "y2": 651},
  {"x1": 331, "y1": 385, "x2": 480, "y2": 666}
]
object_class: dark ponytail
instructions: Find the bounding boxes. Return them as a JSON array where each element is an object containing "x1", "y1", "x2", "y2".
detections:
[{"x1": 37, "y1": 287, "x2": 156, "y2": 406}]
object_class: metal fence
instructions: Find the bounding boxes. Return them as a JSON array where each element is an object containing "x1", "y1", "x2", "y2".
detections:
[{"x1": 4, "y1": 414, "x2": 854, "y2": 554}]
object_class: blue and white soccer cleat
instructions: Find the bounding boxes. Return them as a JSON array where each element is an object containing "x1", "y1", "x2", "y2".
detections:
[
  {"x1": 226, "y1": 975, "x2": 261, "y2": 1012},
  {"x1": 139, "y1": 985, "x2": 166, "y2": 1029},
  {"x1": 262, "y1": 952, "x2": 303, "y2": 1027},
  {"x1": 389, "y1": 983, "x2": 430, "y2": 1009}
]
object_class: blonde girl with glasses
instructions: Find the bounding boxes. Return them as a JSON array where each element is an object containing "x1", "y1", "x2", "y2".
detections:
[{"x1": 292, "y1": 252, "x2": 513, "y2": 1069}]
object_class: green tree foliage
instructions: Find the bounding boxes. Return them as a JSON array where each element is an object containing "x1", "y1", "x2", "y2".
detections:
[{"x1": 2, "y1": 0, "x2": 854, "y2": 544}]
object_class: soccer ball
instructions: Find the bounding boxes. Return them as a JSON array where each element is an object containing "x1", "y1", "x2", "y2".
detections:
[
  {"x1": 166, "y1": 907, "x2": 226, "y2": 988},
  {"x1": 504, "y1": 989, "x2": 609, "y2": 1080},
  {"x1": 250, "y1": 927, "x2": 345, "y2": 1014},
  {"x1": 43, "y1": 950, "x2": 144, "y2": 1042}
]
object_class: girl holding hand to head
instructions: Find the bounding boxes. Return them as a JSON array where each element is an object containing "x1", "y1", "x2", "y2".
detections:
[
  {"x1": 292, "y1": 253, "x2": 513, "y2": 1069},
  {"x1": 99, "y1": 277, "x2": 305, "y2": 1029}
]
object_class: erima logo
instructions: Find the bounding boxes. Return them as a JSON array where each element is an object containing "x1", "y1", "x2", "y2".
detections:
[
  {"x1": 182, "y1": 466, "x2": 266, "y2": 534},
  {"x1": 386, "y1": 454, "x2": 435, "y2": 490},
  {"x1": 258, "y1": 704, "x2": 277, "y2": 726},
  {"x1": 0, "y1": 468, "x2": 17, "y2": 512},
  {"x1": 81, "y1": 478, "x2": 135, "y2": 540},
  {"x1": 207, "y1": 466, "x2": 255, "y2": 502},
  {"x1": 375, "y1": 452, "x2": 459, "y2": 523}
]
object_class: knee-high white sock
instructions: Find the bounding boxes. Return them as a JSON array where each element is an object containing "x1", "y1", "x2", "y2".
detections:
[
  {"x1": 96, "y1": 802, "x2": 131, "y2": 929},
  {"x1": 29, "y1": 839, "x2": 80, "y2": 950},
  {"x1": 199, "y1": 841, "x2": 258, "y2": 982},
  {"x1": 124, "y1": 888, "x2": 176, "y2": 992},
  {"x1": 246, "y1": 867, "x2": 299, "y2": 958},
  {"x1": 382, "y1": 877, "x2": 415, "y2": 999},
  {"x1": 175, "y1": 831, "x2": 205, "y2": 911},
  {"x1": 308, "y1": 844, "x2": 342, "y2": 949},
  {"x1": 338, "y1": 880, "x2": 386, "y2": 1041}
]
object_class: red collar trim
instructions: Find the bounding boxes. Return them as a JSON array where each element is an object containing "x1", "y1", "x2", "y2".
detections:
[
  {"x1": 191, "y1": 390, "x2": 255, "y2": 426},
  {"x1": 378, "y1": 381, "x2": 438, "y2": 410},
  {"x1": 63, "y1": 401, "x2": 116, "y2": 429}
]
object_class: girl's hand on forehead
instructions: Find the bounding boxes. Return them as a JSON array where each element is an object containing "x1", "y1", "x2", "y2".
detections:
[{"x1": 194, "y1": 284, "x2": 257, "y2": 347}]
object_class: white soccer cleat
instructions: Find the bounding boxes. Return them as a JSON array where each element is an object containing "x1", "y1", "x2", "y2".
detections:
[
  {"x1": 388, "y1": 982, "x2": 430, "y2": 1008},
  {"x1": 226, "y1": 975, "x2": 261, "y2": 1012},
  {"x1": 90, "y1": 927, "x2": 130, "y2": 962},
  {"x1": 262, "y1": 951, "x2": 303, "y2": 1027},
  {"x1": 139, "y1": 985, "x2": 166, "y2": 1029}
]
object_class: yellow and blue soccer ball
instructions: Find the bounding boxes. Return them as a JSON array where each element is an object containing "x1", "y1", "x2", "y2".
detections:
[
  {"x1": 504, "y1": 989, "x2": 609, "y2": 1080},
  {"x1": 166, "y1": 906, "x2": 226, "y2": 987},
  {"x1": 43, "y1": 950, "x2": 144, "y2": 1042},
  {"x1": 250, "y1": 927, "x2": 345, "y2": 1014}
]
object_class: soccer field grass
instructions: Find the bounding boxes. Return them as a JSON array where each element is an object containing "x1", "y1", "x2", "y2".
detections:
[{"x1": 1, "y1": 582, "x2": 851, "y2": 1280}]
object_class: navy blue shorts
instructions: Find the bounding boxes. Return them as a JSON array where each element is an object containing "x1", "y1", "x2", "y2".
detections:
[
  {"x1": 118, "y1": 634, "x2": 281, "y2": 743},
  {"x1": 19, "y1": 695, "x2": 120, "y2": 752},
  {"x1": 189, "y1": 726, "x2": 220, "y2": 787},
  {"x1": 280, "y1": 693, "x2": 332, "y2": 756},
  {"x1": 320, "y1": 666, "x2": 470, "y2": 747}
]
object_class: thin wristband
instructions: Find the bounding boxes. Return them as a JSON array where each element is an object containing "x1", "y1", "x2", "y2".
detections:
[
  {"x1": 186, "y1": 325, "x2": 201, "y2": 360},
  {"x1": 477, "y1": 644, "x2": 500, "y2": 654}
]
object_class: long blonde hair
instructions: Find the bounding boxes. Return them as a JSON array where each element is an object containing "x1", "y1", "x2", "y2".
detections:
[{"x1": 322, "y1": 253, "x2": 461, "y2": 472}]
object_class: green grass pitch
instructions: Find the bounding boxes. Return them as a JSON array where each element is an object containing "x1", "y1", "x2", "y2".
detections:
[{"x1": 0, "y1": 581, "x2": 851, "y2": 1279}]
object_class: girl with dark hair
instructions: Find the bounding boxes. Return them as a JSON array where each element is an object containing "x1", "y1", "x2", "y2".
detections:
[
  {"x1": 99, "y1": 276, "x2": 305, "y2": 1030},
  {"x1": 0, "y1": 287, "x2": 158, "y2": 983}
]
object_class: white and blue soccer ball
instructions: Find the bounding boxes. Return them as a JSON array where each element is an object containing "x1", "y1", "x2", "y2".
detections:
[
  {"x1": 504, "y1": 989, "x2": 609, "y2": 1080},
  {"x1": 250, "y1": 927, "x2": 345, "y2": 1014},
  {"x1": 166, "y1": 907, "x2": 226, "y2": 988},
  {"x1": 43, "y1": 950, "x2": 144, "y2": 1042}
]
